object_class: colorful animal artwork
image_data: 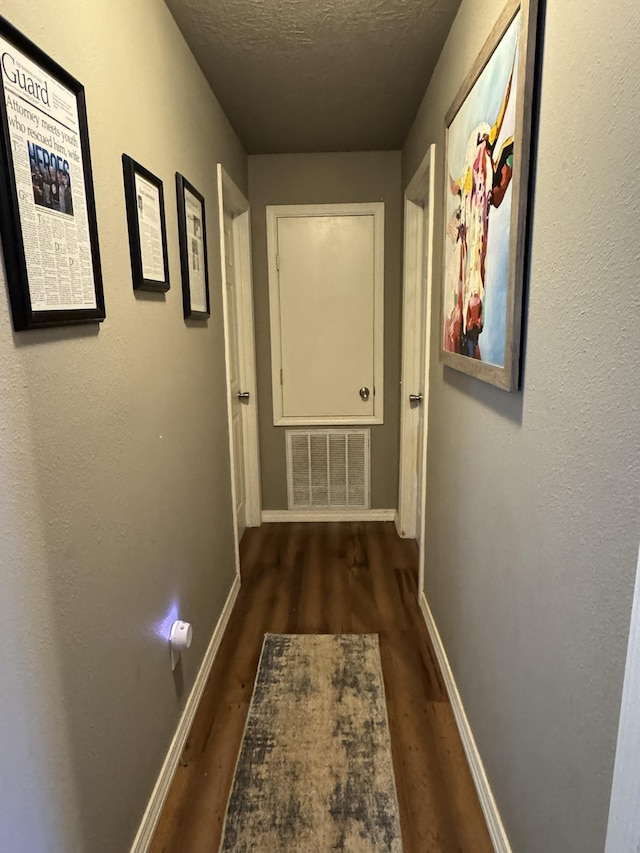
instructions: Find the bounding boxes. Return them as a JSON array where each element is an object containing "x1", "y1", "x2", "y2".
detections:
[{"x1": 443, "y1": 13, "x2": 520, "y2": 368}]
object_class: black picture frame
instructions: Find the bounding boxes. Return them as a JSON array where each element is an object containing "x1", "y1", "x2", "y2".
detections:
[
  {"x1": 175, "y1": 173, "x2": 210, "y2": 320},
  {"x1": 0, "y1": 16, "x2": 105, "y2": 331},
  {"x1": 122, "y1": 154, "x2": 170, "y2": 293}
]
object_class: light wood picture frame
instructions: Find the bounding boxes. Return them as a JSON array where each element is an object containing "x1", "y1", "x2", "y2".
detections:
[{"x1": 440, "y1": 0, "x2": 540, "y2": 391}]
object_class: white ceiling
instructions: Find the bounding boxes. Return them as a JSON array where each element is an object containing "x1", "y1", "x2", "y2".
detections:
[{"x1": 164, "y1": 0, "x2": 461, "y2": 154}]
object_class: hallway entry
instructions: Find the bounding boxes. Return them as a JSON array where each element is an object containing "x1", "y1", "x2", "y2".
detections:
[
  {"x1": 398, "y1": 145, "x2": 436, "y2": 593},
  {"x1": 218, "y1": 165, "x2": 262, "y2": 545}
]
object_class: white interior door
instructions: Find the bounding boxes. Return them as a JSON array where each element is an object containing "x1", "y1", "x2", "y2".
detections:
[
  {"x1": 217, "y1": 165, "x2": 262, "y2": 568},
  {"x1": 267, "y1": 203, "x2": 384, "y2": 426},
  {"x1": 224, "y1": 209, "x2": 247, "y2": 538},
  {"x1": 414, "y1": 205, "x2": 432, "y2": 549},
  {"x1": 398, "y1": 146, "x2": 436, "y2": 593}
]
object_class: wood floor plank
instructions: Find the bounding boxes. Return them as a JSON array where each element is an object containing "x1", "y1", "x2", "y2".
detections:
[
  {"x1": 149, "y1": 521, "x2": 493, "y2": 853},
  {"x1": 427, "y1": 701, "x2": 494, "y2": 853},
  {"x1": 380, "y1": 631, "x2": 460, "y2": 852}
]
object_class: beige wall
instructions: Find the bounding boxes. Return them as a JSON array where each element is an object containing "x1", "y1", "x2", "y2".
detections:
[
  {"x1": 404, "y1": 0, "x2": 640, "y2": 851},
  {"x1": 0, "y1": 1, "x2": 245, "y2": 851},
  {"x1": 248, "y1": 151, "x2": 402, "y2": 510}
]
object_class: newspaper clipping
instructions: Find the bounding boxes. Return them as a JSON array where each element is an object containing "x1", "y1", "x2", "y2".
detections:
[
  {"x1": 0, "y1": 36, "x2": 97, "y2": 311},
  {"x1": 134, "y1": 172, "x2": 166, "y2": 282},
  {"x1": 184, "y1": 187, "x2": 206, "y2": 312}
]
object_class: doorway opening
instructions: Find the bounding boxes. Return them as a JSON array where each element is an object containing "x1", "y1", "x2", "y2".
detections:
[
  {"x1": 217, "y1": 165, "x2": 262, "y2": 567},
  {"x1": 397, "y1": 144, "x2": 436, "y2": 593}
]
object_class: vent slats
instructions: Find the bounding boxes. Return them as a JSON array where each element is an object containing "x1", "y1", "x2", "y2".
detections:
[
  {"x1": 347, "y1": 432, "x2": 366, "y2": 507},
  {"x1": 287, "y1": 430, "x2": 370, "y2": 510},
  {"x1": 310, "y1": 434, "x2": 329, "y2": 506},
  {"x1": 329, "y1": 433, "x2": 347, "y2": 506},
  {"x1": 291, "y1": 433, "x2": 311, "y2": 506}
]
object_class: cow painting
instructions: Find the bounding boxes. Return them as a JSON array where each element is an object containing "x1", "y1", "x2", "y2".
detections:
[{"x1": 443, "y1": 14, "x2": 520, "y2": 367}]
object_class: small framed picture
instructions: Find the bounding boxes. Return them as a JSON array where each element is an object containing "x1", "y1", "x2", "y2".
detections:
[
  {"x1": 122, "y1": 154, "x2": 169, "y2": 292},
  {"x1": 0, "y1": 16, "x2": 105, "y2": 330},
  {"x1": 175, "y1": 173, "x2": 210, "y2": 319}
]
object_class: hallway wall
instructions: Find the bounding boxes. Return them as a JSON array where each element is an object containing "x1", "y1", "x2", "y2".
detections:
[
  {"x1": 403, "y1": 0, "x2": 640, "y2": 851},
  {"x1": 248, "y1": 151, "x2": 403, "y2": 511},
  {"x1": 0, "y1": 1, "x2": 246, "y2": 851}
]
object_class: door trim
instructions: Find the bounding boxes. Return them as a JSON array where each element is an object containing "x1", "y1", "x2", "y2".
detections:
[
  {"x1": 266, "y1": 202, "x2": 385, "y2": 426},
  {"x1": 605, "y1": 544, "x2": 640, "y2": 852},
  {"x1": 397, "y1": 145, "x2": 436, "y2": 595},
  {"x1": 217, "y1": 165, "x2": 262, "y2": 552}
]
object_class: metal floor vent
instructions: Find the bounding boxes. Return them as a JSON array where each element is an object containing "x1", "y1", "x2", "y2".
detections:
[{"x1": 286, "y1": 430, "x2": 370, "y2": 510}]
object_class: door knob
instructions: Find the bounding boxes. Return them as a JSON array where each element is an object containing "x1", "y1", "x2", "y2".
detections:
[
  {"x1": 237, "y1": 391, "x2": 250, "y2": 402},
  {"x1": 409, "y1": 393, "x2": 423, "y2": 405},
  {"x1": 359, "y1": 387, "x2": 370, "y2": 401}
]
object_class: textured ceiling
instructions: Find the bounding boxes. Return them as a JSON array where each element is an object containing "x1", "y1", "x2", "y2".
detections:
[{"x1": 164, "y1": 0, "x2": 461, "y2": 153}]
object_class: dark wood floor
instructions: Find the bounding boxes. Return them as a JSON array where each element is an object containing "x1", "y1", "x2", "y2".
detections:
[{"x1": 149, "y1": 522, "x2": 493, "y2": 852}]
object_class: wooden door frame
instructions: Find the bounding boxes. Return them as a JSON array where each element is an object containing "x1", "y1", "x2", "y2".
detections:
[
  {"x1": 265, "y1": 202, "x2": 385, "y2": 426},
  {"x1": 397, "y1": 145, "x2": 436, "y2": 593},
  {"x1": 217, "y1": 165, "x2": 262, "y2": 564}
]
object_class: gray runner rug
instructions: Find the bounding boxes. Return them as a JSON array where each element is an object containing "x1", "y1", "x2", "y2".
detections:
[{"x1": 219, "y1": 633, "x2": 403, "y2": 852}]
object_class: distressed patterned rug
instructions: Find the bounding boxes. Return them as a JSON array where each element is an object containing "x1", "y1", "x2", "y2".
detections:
[{"x1": 219, "y1": 633, "x2": 403, "y2": 852}]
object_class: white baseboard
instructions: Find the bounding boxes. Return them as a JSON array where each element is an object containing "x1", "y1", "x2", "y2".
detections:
[
  {"x1": 393, "y1": 509, "x2": 402, "y2": 537},
  {"x1": 261, "y1": 509, "x2": 396, "y2": 523},
  {"x1": 130, "y1": 574, "x2": 241, "y2": 853},
  {"x1": 419, "y1": 591, "x2": 511, "y2": 853}
]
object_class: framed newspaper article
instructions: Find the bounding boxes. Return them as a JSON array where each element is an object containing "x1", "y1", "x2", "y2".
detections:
[
  {"x1": 122, "y1": 155, "x2": 170, "y2": 293},
  {"x1": 175, "y1": 173, "x2": 210, "y2": 320},
  {"x1": 0, "y1": 17, "x2": 105, "y2": 331}
]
